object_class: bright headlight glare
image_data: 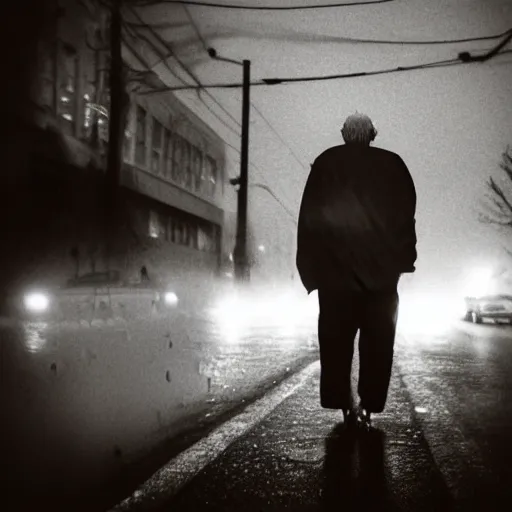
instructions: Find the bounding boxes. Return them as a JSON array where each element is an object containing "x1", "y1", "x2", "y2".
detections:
[
  {"x1": 24, "y1": 292, "x2": 50, "y2": 313},
  {"x1": 164, "y1": 291, "x2": 179, "y2": 306},
  {"x1": 464, "y1": 267, "x2": 493, "y2": 297}
]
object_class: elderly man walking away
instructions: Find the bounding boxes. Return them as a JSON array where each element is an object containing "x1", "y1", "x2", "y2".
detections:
[{"x1": 296, "y1": 113, "x2": 417, "y2": 429}]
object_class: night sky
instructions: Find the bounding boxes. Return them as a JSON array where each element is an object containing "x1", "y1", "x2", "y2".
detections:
[{"x1": 133, "y1": 0, "x2": 512, "y2": 295}]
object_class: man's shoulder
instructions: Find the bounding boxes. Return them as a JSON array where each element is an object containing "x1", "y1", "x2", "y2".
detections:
[
  {"x1": 368, "y1": 146, "x2": 401, "y2": 158},
  {"x1": 314, "y1": 145, "x2": 403, "y2": 162},
  {"x1": 314, "y1": 145, "x2": 343, "y2": 162}
]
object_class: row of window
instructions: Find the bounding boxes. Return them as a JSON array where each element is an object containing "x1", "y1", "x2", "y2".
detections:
[
  {"x1": 148, "y1": 210, "x2": 219, "y2": 254},
  {"x1": 34, "y1": 39, "x2": 221, "y2": 201},
  {"x1": 137, "y1": 107, "x2": 218, "y2": 197}
]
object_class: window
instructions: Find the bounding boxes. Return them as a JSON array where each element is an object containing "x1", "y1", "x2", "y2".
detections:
[
  {"x1": 173, "y1": 220, "x2": 184, "y2": 245},
  {"x1": 197, "y1": 225, "x2": 213, "y2": 252},
  {"x1": 172, "y1": 136, "x2": 183, "y2": 184},
  {"x1": 135, "y1": 105, "x2": 147, "y2": 167},
  {"x1": 163, "y1": 128, "x2": 173, "y2": 178},
  {"x1": 98, "y1": 95, "x2": 110, "y2": 142},
  {"x1": 166, "y1": 216, "x2": 174, "y2": 242},
  {"x1": 182, "y1": 222, "x2": 190, "y2": 247},
  {"x1": 149, "y1": 210, "x2": 159, "y2": 239},
  {"x1": 172, "y1": 136, "x2": 192, "y2": 189},
  {"x1": 57, "y1": 43, "x2": 78, "y2": 135},
  {"x1": 122, "y1": 103, "x2": 133, "y2": 162},
  {"x1": 182, "y1": 140, "x2": 192, "y2": 189},
  {"x1": 204, "y1": 156, "x2": 218, "y2": 197},
  {"x1": 191, "y1": 145, "x2": 203, "y2": 192},
  {"x1": 151, "y1": 119, "x2": 163, "y2": 174},
  {"x1": 36, "y1": 40, "x2": 56, "y2": 110},
  {"x1": 149, "y1": 210, "x2": 165, "y2": 239},
  {"x1": 82, "y1": 90, "x2": 93, "y2": 135},
  {"x1": 188, "y1": 222, "x2": 198, "y2": 249}
]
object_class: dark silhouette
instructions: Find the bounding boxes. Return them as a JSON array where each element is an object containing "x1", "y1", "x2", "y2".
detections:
[
  {"x1": 321, "y1": 423, "x2": 392, "y2": 510},
  {"x1": 140, "y1": 265, "x2": 150, "y2": 282},
  {"x1": 296, "y1": 113, "x2": 417, "y2": 426}
]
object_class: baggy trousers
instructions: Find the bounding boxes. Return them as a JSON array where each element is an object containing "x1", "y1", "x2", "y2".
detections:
[{"x1": 317, "y1": 286, "x2": 399, "y2": 413}]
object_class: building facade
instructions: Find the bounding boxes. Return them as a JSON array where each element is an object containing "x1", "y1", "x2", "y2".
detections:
[{"x1": 17, "y1": 0, "x2": 233, "y2": 303}]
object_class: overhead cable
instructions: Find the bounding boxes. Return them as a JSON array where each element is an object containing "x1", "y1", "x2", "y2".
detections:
[
  {"x1": 185, "y1": 4, "x2": 307, "y2": 170},
  {"x1": 140, "y1": 48, "x2": 512, "y2": 92},
  {"x1": 284, "y1": 28, "x2": 512, "y2": 46},
  {"x1": 127, "y1": 5, "x2": 242, "y2": 135},
  {"x1": 135, "y1": 0, "x2": 395, "y2": 11}
]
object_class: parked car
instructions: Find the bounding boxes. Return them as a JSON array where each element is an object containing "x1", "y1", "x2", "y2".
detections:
[{"x1": 464, "y1": 294, "x2": 512, "y2": 324}]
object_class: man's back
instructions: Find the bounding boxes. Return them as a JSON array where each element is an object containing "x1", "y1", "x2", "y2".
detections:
[
  {"x1": 298, "y1": 113, "x2": 416, "y2": 423},
  {"x1": 297, "y1": 144, "x2": 417, "y2": 292}
]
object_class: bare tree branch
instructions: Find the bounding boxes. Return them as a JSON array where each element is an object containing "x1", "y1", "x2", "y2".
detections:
[
  {"x1": 487, "y1": 176, "x2": 512, "y2": 214},
  {"x1": 479, "y1": 146, "x2": 512, "y2": 253}
]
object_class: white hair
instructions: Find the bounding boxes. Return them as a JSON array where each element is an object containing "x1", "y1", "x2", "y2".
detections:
[{"x1": 341, "y1": 113, "x2": 377, "y2": 145}]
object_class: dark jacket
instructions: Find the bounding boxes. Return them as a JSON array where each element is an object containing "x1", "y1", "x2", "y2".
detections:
[{"x1": 296, "y1": 144, "x2": 417, "y2": 293}]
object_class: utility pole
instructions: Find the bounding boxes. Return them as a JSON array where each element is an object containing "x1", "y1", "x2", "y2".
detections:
[
  {"x1": 104, "y1": 0, "x2": 123, "y2": 271},
  {"x1": 207, "y1": 48, "x2": 251, "y2": 283},
  {"x1": 106, "y1": 0, "x2": 123, "y2": 206},
  {"x1": 234, "y1": 59, "x2": 251, "y2": 282}
]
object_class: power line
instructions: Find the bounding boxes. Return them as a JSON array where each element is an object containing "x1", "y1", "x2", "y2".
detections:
[
  {"x1": 181, "y1": 5, "x2": 241, "y2": 130},
  {"x1": 459, "y1": 28, "x2": 512, "y2": 63},
  {"x1": 184, "y1": 4, "x2": 307, "y2": 170},
  {"x1": 136, "y1": 0, "x2": 395, "y2": 11},
  {"x1": 277, "y1": 28, "x2": 512, "y2": 46},
  {"x1": 221, "y1": 136, "x2": 295, "y2": 217},
  {"x1": 140, "y1": 47, "x2": 512, "y2": 92},
  {"x1": 123, "y1": 19, "x2": 242, "y2": 135},
  {"x1": 182, "y1": 4, "x2": 210, "y2": 53},
  {"x1": 250, "y1": 183, "x2": 297, "y2": 222},
  {"x1": 249, "y1": 102, "x2": 308, "y2": 171},
  {"x1": 127, "y1": 5, "x2": 242, "y2": 135},
  {"x1": 159, "y1": 5, "x2": 299, "y2": 211},
  {"x1": 129, "y1": 6, "x2": 241, "y2": 132}
]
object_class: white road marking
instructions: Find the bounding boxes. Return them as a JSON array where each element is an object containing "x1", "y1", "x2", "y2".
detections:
[{"x1": 110, "y1": 360, "x2": 320, "y2": 511}]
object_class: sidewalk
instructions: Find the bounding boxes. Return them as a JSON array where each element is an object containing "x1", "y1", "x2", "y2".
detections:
[{"x1": 112, "y1": 355, "x2": 454, "y2": 512}]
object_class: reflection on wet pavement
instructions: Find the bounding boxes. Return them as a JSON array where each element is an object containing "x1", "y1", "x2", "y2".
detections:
[{"x1": 2, "y1": 301, "x2": 317, "y2": 509}]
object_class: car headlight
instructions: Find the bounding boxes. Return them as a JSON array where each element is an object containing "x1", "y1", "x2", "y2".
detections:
[
  {"x1": 164, "y1": 291, "x2": 179, "y2": 307},
  {"x1": 464, "y1": 267, "x2": 493, "y2": 298},
  {"x1": 23, "y1": 292, "x2": 50, "y2": 313}
]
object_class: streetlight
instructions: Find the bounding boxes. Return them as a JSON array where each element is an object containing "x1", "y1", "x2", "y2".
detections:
[{"x1": 208, "y1": 48, "x2": 251, "y2": 283}]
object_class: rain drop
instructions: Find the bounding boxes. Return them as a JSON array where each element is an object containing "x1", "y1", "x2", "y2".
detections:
[{"x1": 166, "y1": 370, "x2": 172, "y2": 382}]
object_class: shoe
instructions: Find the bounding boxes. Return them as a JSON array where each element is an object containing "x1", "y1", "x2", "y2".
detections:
[{"x1": 355, "y1": 404, "x2": 372, "y2": 431}]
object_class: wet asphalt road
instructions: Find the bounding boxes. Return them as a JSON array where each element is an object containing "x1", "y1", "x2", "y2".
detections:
[
  {"x1": 127, "y1": 360, "x2": 453, "y2": 512},
  {"x1": 6, "y1": 316, "x2": 512, "y2": 511},
  {"x1": 112, "y1": 320, "x2": 512, "y2": 512},
  {"x1": 397, "y1": 320, "x2": 512, "y2": 508}
]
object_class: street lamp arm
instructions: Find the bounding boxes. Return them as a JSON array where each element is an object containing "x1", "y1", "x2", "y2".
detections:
[{"x1": 207, "y1": 47, "x2": 243, "y2": 66}]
